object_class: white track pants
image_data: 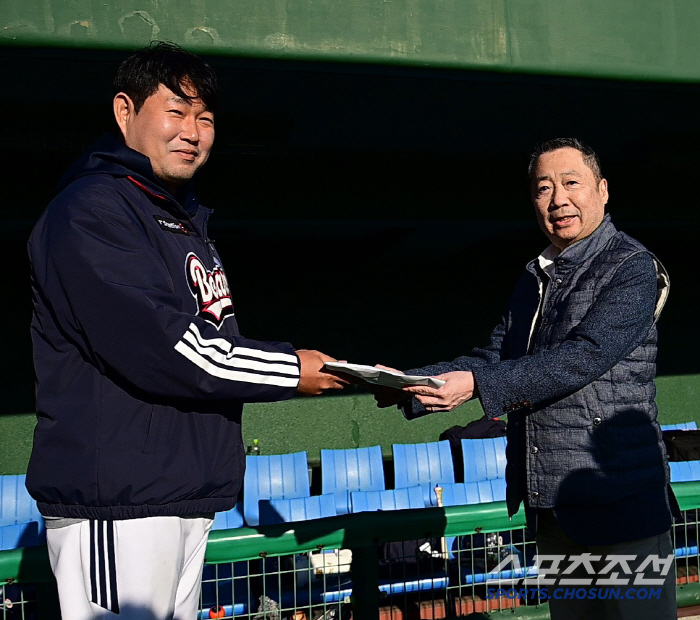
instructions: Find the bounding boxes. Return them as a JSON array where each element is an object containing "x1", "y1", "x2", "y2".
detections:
[{"x1": 46, "y1": 516, "x2": 213, "y2": 620}]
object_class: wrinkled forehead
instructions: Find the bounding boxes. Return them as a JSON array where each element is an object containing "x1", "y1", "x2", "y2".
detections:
[
  {"x1": 532, "y1": 147, "x2": 602, "y2": 184},
  {"x1": 532, "y1": 148, "x2": 593, "y2": 180}
]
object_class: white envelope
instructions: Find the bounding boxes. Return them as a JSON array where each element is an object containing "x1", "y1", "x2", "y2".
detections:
[{"x1": 324, "y1": 362, "x2": 445, "y2": 389}]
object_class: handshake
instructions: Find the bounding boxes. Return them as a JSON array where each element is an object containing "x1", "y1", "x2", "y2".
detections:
[{"x1": 296, "y1": 351, "x2": 475, "y2": 413}]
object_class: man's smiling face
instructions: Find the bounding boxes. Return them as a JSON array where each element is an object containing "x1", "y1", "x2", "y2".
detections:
[
  {"x1": 531, "y1": 147, "x2": 609, "y2": 250},
  {"x1": 114, "y1": 82, "x2": 215, "y2": 193}
]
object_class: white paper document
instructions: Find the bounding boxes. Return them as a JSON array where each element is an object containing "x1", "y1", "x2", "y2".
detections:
[{"x1": 323, "y1": 362, "x2": 445, "y2": 389}]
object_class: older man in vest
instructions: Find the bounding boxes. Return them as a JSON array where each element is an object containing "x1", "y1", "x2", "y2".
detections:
[{"x1": 374, "y1": 138, "x2": 676, "y2": 620}]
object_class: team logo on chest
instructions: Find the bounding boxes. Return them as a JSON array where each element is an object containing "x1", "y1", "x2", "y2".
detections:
[{"x1": 185, "y1": 253, "x2": 234, "y2": 329}]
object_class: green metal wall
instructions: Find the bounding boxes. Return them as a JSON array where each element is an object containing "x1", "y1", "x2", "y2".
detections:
[{"x1": 4, "y1": 0, "x2": 700, "y2": 82}]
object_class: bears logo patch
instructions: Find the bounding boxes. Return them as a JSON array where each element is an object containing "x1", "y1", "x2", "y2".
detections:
[{"x1": 185, "y1": 253, "x2": 234, "y2": 329}]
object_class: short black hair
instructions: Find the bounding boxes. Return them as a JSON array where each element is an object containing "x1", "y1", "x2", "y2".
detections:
[
  {"x1": 114, "y1": 41, "x2": 219, "y2": 113},
  {"x1": 528, "y1": 137, "x2": 603, "y2": 182}
]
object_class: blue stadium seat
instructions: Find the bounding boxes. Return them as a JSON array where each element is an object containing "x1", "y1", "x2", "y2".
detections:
[
  {"x1": 0, "y1": 521, "x2": 46, "y2": 552},
  {"x1": 461, "y1": 437, "x2": 507, "y2": 483},
  {"x1": 258, "y1": 494, "x2": 338, "y2": 525},
  {"x1": 350, "y1": 486, "x2": 425, "y2": 513},
  {"x1": 436, "y1": 479, "x2": 507, "y2": 508},
  {"x1": 661, "y1": 422, "x2": 698, "y2": 431},
  {"x1": 0, "y1": 475, "x2": 42, "y2": 526},
  {"x1": 243, "y1": 452, "x2": 310, "y2": 527},
  {"x1": 212, "y1": 502, "x2": 245, "y2": 531},
  {"x1": 321, "y1": 446, "x2": 385, "y2": 515},
  {"x1": 670, "y1": 460, "x2": 700, "y2": 483},
  {"x1": 0, "y1": 474, "x2": 45, "y2": 551},
  {"x1": 392, "y1": 441, "x2": 455, "y2": 507}
]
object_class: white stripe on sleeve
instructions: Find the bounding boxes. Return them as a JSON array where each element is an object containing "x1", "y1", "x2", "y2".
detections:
[
  {"x1": 174, "y1": 323, "x2": 300, "y2": 387},
  {"x1": 189, "y1": 323, "x2": 299, "y2": 364},
  {"x1": 182, "y1": 330, "x2": 299, "y2": 376}
]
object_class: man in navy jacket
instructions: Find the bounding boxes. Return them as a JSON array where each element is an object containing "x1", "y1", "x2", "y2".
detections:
[
  {"x1": 27, "y1": 42, "x2": 347, "y2": 620},
  {"x1": 375, "y1": 139, "x2": 676, "y2": 620}
]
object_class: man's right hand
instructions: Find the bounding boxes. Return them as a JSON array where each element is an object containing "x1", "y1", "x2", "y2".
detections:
[{"x1": 296, "y1": 350, "x2": 350, "y2": 396}]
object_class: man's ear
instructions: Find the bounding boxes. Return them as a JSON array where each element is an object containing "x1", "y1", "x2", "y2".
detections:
[
  {"x1": 598, "y1": 178, "x2": 609, "y2": 205},
  {"x1": 113, "y1": 93, "x2": 134, "y2": 139}
]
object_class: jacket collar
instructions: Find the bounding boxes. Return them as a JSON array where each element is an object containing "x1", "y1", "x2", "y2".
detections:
[
  {"x1": 556, "y1": 213, "x2": 616, "y2": 265},
  {"x1": 528, "y1": 213, "x2": 616, "y2": 274},
  {"x1": 58, "y1": 133, "x2": 201, "y2": 219}
]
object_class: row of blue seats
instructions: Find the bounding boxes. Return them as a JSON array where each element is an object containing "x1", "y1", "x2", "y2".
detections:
[
  {"x1": 0, "y1": 438, "x2": 505, "y2": 550},
  {"x1": 236, "y1": 438, "x2": 508, "y2": 528},
  {"x1": 231, "y1": 422, "x2": 699, "y2": 528},
  {"x1": 3, "y1": 423, "x2": 698, "y2": 550},
  {"x1": 662, "y1": 422, "x2": 698, "y2": 431},
  {"x1": 250, "y1": 478, "x2": 508, "y2": 527}
]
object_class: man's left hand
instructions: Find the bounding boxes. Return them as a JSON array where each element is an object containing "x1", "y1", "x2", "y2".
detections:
[{"x1": 403, "y1": 371, "x2": 475, "y2": 412}]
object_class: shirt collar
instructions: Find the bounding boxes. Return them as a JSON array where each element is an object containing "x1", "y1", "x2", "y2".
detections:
[
  {"x1": 527, "y1": 214, "x2": 617, "y2": 278},
  {"x1": 536, "y1": 244, "x2": 561, "y2": 279}
]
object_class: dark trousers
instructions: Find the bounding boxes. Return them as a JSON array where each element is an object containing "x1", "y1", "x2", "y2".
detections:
[{"x1": 536, "y1": 510, "x2": 676, "y2": 620}]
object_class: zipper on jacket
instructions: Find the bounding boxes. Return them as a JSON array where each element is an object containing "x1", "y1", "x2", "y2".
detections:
[
  {"x1": 526, "y1": 277, "x2": 544, "y2": 354},
  {"x1": 127, "y1": 175, "x2": 207, "y2": 241}
]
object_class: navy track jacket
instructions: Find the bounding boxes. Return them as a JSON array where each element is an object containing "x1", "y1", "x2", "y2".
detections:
[{"x1": 27, "y1": 134, "x2": 301, "y2": 519}]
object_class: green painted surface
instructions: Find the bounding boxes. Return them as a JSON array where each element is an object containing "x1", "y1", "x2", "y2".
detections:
[
  {"x1": 3, "y1": 0, "x2": 700, "y2": 82},
  {"x1": 669, "y1": 480, "x2": 700, "y2": 512},
  {"x1": 3, "y1": 374, "x2": 700, "y2": 474},
  {"x1": 243, "y1": 374, "x2": 700, "y2": 462},
  {"x1": 0, "y1": 413, "x2": 35, "y2": 475},
  {"x1": 239, "y1": 391, "x2": 484, "y2": 463},
  {"x1": 677, "y1": 582, "x2": 700, "y2": 609},
  {"x1": 656, "y1": 374, "x2": 700, "y2": 422}
]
